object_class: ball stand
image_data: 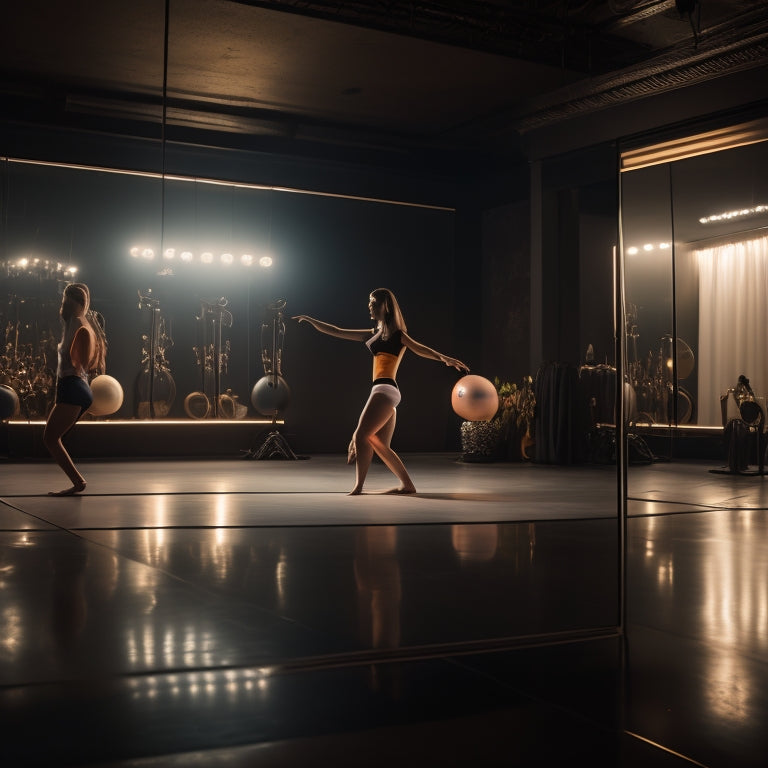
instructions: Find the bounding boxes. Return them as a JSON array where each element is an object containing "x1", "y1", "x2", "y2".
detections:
[
  {"x1": 242, "y1": 422, "x2": 299, "y2": 460},
  {"x1": 242, "y1": 373, "x2": 302, "y2": 460}
]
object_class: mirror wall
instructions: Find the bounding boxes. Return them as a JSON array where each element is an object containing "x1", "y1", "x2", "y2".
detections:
[
  {"x1": 0, "y1": 1, "x2": 624, "y2": 653},
  {"x1": 0, "y1": 155, "x2": 459, "y2": 450},
  {"x1": 620, "y1": 127, "x2": 768, "y2": 468}
]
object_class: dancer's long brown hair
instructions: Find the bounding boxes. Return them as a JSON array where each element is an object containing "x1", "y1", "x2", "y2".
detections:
[
  {"x1": 65, "y1": 283, "x2": 107, "y2": 375},
  {"x1": 371, "y1": 288, "x2": 407, "y2": 334}
]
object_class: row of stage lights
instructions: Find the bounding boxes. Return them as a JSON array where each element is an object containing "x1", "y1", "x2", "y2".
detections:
[
  {"x1": 2, "y1": 257, "x2": 79, "y2": 278},
  {"x1": 625, "y1": 205, "x2": 768, "y2": 254},
  {"x1": 699, "y1": 204, "x2": 767, "y2": 224},
  {"x1": 130, "y1": 247, "x2": 273, "y2": 268},
  {"x1": 624, "y1": 242, "x2": 671, "y2": 256}
]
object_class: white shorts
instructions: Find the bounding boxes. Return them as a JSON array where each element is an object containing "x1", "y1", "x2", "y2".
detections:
[{"x1": 368, "y1": 382, "x2": 401, "y2": 408}]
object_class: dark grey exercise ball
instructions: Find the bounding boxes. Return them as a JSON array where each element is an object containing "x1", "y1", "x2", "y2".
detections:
[{"x1": 251, "y1": 374, "x2": 291, "y2": 416}]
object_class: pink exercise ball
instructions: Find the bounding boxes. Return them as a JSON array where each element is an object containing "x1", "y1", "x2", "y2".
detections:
[
  {"x1": 88, "y1": 375, "x2": 124, "y2": 416},
  {"x1": 451, "y1": 375, "x2": 499, "y2": 422}
]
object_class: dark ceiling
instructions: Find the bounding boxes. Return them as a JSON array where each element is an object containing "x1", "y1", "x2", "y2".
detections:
[{"x1": 2, "y1": 0, "x2": 767, "y2": 168}]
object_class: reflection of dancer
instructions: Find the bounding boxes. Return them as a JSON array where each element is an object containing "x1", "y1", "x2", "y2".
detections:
[
  {"x1": 354, "y1": 526, "x2": 401, "y2": 650},
  {"x1": 43, "y1": 283, "x2": 107, "y2": 496},
  {"x1": 294, "y1": 288, "x2": 468, "y2": 494}
]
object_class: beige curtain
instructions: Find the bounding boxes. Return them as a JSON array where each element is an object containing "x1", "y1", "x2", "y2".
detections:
[{"x1": 696, "y1": 236, "x2": 768, "y2": 426}]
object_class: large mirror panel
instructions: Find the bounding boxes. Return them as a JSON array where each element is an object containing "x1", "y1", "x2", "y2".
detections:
[{"x1": 621, "y1": 127, "x2": 768, "y2": 490}]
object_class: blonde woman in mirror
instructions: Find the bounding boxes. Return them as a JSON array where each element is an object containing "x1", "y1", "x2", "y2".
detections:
[
  {"x1": 44, "y1": 282, "x2": 107, "y2": 496},
  {"x1": 294, "y1": 288, "x2": 468, "y2": 495}
]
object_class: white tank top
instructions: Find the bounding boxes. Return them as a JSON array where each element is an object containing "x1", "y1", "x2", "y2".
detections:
[{"x1": 57, "y1": 318, "x2": 90, "y2": 380}]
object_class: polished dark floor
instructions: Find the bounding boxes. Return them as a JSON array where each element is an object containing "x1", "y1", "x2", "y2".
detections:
[{"x1": 1, "y1": 452, "x2": 767, "y2": 767}]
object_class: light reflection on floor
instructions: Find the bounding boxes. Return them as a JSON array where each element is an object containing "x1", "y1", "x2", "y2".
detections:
[{"x1": 1, "y1": 454, "x2": 767, "y2": 767}]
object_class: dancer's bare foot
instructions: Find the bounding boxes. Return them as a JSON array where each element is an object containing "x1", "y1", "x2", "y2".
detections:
[
  {"x1": 381, "y1": 485, "x2": 417, "y2": 495},
  {"x1": 347, "y1": 486, "x2": 364, "y2": 496},
  {"x1": 48, "y1": 481, "x2": 86, "y2": 497}
]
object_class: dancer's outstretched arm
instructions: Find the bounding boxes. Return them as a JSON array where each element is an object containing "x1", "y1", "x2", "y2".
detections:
[
  {"x1": 293, "y1": 315, "x2": 371, "y2": 342},
  {"x1": 402, "y1": 332, "x2": 469, "y2": 372}
]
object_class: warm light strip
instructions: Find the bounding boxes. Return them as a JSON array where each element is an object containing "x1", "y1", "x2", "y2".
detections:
[
  {"x1": 620, "y1": 118, "x2": 768, "y2": 172},
  {"x1": 6, "y1": 158, "x2": 454, "y2": 212},
  {"x1": 7, "y1": 419, "x2": 283, "y2": 425},
  {"x1": 624, "y1": 731, "x2": 710, "y2": 768},
  {"x1": 699, "y1": 205, "x2": 767, "y2": 224}
]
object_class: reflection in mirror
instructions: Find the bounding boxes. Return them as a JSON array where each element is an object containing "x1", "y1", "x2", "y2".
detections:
[
  {"x1": 621, "y1": 164, "x2": 675, "y2": 438},
  {"x1": 621, "y1": 130, "x2": 768, "y2": 489}
]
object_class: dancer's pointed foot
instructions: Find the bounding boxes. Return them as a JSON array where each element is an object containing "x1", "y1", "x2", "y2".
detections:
[
  {"x1": 48, "y1": 481, "x2": 86, "y2": 497},
  {"x1": 347, "y1": 487, "x2": 364, "y2": 496}
]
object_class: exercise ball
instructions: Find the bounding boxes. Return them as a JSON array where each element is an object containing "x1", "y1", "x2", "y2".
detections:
[
  {"x1": 88, "y1": 375, "x2": 124, "y2": 416},
  {"x1": 251, "y1": 374, "x2": 291, "y2": 416},
  {"x1": 0, "y1": 385, "x2": 19, "y2": 421},
  {"x1": 451, "y1": 375, "x2": 499, "y2": 422}
]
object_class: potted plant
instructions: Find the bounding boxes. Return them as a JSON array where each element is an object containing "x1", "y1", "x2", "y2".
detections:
[{"x1": 502, "y1": 376, "x2": 536, "y2": 461}]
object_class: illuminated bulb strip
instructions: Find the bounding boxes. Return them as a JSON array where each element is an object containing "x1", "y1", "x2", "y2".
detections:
[
  {"x1": 699, "y1": 205, "x2": 767, "y2": 224},
  {"x1": 130, "y1": 247, "x2": 272, "y2": 267},
  {"x1": 2, "y1": 258, "x2": 79, "y2": 276},
  {"x1": 624, "y1": 242, "x2": 671, "y2": 255}
]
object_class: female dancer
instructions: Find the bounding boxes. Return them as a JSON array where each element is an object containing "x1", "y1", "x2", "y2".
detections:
[
  {"x1": 294, "y1": 288, "x2": 468, "y2": 495},
  {"x1": 44, "y1": 283, "x2": 107, "y2": 496}
]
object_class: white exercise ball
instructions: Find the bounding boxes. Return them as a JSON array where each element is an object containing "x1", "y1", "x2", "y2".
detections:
[{"x1": 88, "y1": 375, "x2": 124, "y2": 416}]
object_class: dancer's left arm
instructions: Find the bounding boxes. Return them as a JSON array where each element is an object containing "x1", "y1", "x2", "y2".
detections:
[{"x1": 402, "y1": 332, "x2": 469, "y2": 372}]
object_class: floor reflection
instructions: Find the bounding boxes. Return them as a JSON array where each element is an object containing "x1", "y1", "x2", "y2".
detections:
[
  {"x1": 7, "y1": 456, "x2": 768, "y2": 766},
  {"x1": 354, "y1": 526, "x2": 401, "y2": 651},
  {"x1": 630, "y1": 506, "x2": 768, "y2": 736}
]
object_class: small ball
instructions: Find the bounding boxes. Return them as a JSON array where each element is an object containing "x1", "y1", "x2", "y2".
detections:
[
  {"x1": 0, "y1": 385, "x2": 19, "y2": 421},
  {"x1": 451, "y1": 375, "x2": 499, "y2": 421},
  {"x1": 88, "y1": 375, "x2": 124, "y2": 416},
  {"x1": 251, "y1": 374, "x2": 291, "y2": 416}
]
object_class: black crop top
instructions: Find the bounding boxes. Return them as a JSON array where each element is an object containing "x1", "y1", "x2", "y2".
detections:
[{"x1": 367, "y1": 329, "x2": 404, "y2": 356}]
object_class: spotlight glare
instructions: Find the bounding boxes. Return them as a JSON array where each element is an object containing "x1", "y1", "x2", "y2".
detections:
[
  {"x1": 164, "y1": 248, "x2": 176, "y2": 260},
  {"x1": 130, "y1": 247, "x2": 140, "y2": 258},
  {"x1": 659, "y1": 242, "x2": 670, "y2": 249},
  {"x1": 241, "y1": 254, "x2": 254, "y2": 266},
  {"x1": 180, "y1": 251, "x2": 193, "y2": 263},
  {"x1": 259, "y1": 255, "x2": 273, "y2": 268},
  {"x1": 142, "y1": 248, "x2": 155, "y2": 260},
  {"x1": 18, "y1": 258, "x2": 28, "y2": 268},
  {"x1": 201, "y1": 251, "x2": 214, "y2": 264},
  {"x1": 221, "y1": 252, "x2": 234, "y2": 265},
  {"x1": 643, "y1": 243, "x2": 654, "y2": 251},
  {"x1": 626, "y1": 246, "x2": 638, "y2": 255}
]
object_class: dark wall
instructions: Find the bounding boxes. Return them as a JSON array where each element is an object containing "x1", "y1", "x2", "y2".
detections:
[
  {"x1": 481, "y1": 199, "x2": 531, "y2": 385},
  {"x1": 534, "y1": 144, "x2": 619, "y2": 371}
]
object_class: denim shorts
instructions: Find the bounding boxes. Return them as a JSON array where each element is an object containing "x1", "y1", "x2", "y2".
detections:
[{"x1": 56, "y1": 375, "x2": 93, "y2": 414}]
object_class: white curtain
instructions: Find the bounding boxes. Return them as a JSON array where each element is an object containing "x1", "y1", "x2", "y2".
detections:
[{"x1": 697, "y1": 235, "x2": 768, "y2": 426}]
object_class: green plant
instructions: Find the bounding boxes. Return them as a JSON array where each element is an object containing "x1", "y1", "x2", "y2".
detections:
[{"x1": 493, "y1": 375, "x2": 535, "y2": 432}]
